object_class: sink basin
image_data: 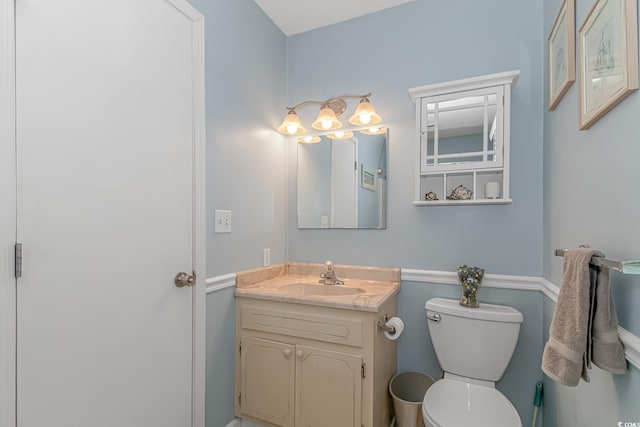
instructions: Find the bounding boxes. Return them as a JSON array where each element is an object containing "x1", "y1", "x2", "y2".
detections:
[{"x1": 278, "y1": 283, "x2": 365, "y2": 296}]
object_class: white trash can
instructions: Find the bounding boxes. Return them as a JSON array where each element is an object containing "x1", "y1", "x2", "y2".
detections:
[{"x1": 388, "y1": 372, "x2": 434, "y2": 427}]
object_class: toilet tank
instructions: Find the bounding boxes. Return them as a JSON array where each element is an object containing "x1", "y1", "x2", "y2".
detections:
[{"x1": 425, "y1": 298, "x2": 523, "y2": 382}]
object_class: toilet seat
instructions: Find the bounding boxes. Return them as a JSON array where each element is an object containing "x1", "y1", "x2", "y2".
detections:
[{"x1": 422, "y1": 379, "x2": 522, "y2": 427}]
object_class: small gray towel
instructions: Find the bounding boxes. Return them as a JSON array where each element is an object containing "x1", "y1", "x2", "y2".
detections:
[
  {"x1": 542, "y1": 248, "x2": 597, "y2": 386},
  {"x1": 542, "y1": 248, "x2": 627, "y2": 387},
  {"x1": 591, "y1": 266, "x2": 627, "y2": 374}
]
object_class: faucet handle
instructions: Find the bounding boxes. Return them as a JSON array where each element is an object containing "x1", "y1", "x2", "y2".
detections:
[{"x1": 325, "y1": 260, "x2": 335, "y2": 272}]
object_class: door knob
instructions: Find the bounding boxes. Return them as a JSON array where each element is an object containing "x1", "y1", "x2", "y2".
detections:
[
  {"x1": 284, "y1": 349, "x2": 291, "y2": 358},
  {"x1": 175, "y1": 272, "x2": 196, "y2": 288},
  {"x1": 296, "y1": 350, "x2": 303, "y2": 358}
]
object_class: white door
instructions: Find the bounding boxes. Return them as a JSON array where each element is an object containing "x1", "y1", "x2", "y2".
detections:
[
  {"x1": 0, "y1": 2, "x2": 17, "y2": 424},
  {"x1": 14, "y1": 1, "x2": 205, "y2": 426},
  {"x1": 330, "y1": 138, "x2": 358, "y2": 228}
]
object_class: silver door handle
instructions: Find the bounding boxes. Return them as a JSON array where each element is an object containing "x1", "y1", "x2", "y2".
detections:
[{"x1": 175, "y1": 272, "x2": 196, "y2": 288}]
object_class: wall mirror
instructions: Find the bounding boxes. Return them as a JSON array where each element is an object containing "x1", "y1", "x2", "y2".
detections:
[
  {"x1": 422, "y1": 88, "x2": 503, "y2": 171},
  {"x1": 297, "y1": 129, "x2": 388, "y2": 229}
]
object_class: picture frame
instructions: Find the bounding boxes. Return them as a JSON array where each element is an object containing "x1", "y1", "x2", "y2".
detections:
[
  {"x1": 548, "y1": 0, "x2": 575, "y2": 110},
  {"x1": 578, "y1": 0, "x2": 638, "y2": 129},
  {"x1": 361, "y1": 165, "x2": 376, "y2": 191}
]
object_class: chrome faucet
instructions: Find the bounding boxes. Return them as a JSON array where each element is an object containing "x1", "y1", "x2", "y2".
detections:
[{"x1": 319, "y1": 261, "x2": 344, "y2": 285}]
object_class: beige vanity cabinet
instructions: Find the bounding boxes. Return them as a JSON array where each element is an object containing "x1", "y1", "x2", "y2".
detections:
[
  {"x1": 240, "y1": 336, "x2": 296, "y2": 426},
  {"x1": 235, "y1": 296, "x2": 397, "y2": 427}
]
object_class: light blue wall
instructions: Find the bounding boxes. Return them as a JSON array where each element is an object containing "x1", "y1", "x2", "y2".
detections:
[
  {"x1": 185, "y1": 1, "x2": 287, "y2": 426},
  {"x1": 357, "y1": 133, "x2": 385, "y2": 228},
  {"x1": 542, "y1": 0, "x2": 640, "y2": 424},
  {"x1": 281, "y1": 0, "x2": 546, "y2": 423},
  {"x1": 286, "y1": 0, "x2": 544, "y2": 275},
  {"x1": 398, "y1": 282, "x2": 543, "y2": 426},
  {"x1": 205, "y1": 287, "x2": 236, "y2": 427},
  {"x1": 192, "y1": 0, "x2": 288, "y2": 277}
]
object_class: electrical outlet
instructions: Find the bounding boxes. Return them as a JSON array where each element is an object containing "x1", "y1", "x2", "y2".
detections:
[
  {"x1": 214, "y1": 210, "x2": 232, "y2": 233},
  {"x1": 321, "y1": 215, "x2": 329, "y2": 228},
  {"x1": 263, "y1": 248, "x2": 271, "y2": 266}
]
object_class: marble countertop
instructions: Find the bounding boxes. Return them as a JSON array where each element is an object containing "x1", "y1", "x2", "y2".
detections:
[{"x1": 234, "y1": 263, "x2": 400, "y2": 312}]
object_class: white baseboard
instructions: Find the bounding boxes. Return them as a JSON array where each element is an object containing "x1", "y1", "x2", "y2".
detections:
[{"x1": 225, "y1": 418, "x2": 267, "y2": 427}]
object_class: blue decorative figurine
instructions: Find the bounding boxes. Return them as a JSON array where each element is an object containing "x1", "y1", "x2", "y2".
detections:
[{"x1": 457, "y1": 265, "x2": 485, "y2": 308}]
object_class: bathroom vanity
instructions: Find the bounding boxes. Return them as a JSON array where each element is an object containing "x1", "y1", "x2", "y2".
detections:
[{"x1": 234, "y1": 263, "x2": 400, "y2": 427}]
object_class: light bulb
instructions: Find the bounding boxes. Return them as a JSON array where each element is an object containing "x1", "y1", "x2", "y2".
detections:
[
  {"x1": 321, "y1": 120, "x2": 332, "y2": 130},
  {"x1": 359, "y1": 113, "x2": 372, "y2": 125},
  {"x1": 286, "y1": 124, "x2": 298, "y2": 134},
  {"x1": 303, "y1": 136, "x2": 313, "y2": 143},
  {"x1": 369, "y1": 127, "x2": 379, "y2": 133},
  {"x1": 335, "y1": 131, "x2": 344, "y2": 138}
]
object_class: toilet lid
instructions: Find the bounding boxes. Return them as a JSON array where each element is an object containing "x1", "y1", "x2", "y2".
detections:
[{"x1": 422, "y1": 379, "x2": 522, "y2": 427}]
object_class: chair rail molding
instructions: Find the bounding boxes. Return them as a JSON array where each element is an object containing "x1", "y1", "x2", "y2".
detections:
[
  {"x1": 401, "y1": 269, "x2": 542, "y2": 291},
  {"x1": 206, "y1": 273, "x2": 237, "y2": 294}
]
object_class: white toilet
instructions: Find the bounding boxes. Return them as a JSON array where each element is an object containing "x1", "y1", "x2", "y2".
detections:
[{"x1": 422, "y1": 298, "x2": 523, "y2": 427}]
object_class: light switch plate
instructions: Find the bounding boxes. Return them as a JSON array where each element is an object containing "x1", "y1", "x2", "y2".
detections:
[
  {"x1": 214, "y1": 210, "x2": 232, "y2": 233},
  {"x1": 263, "y1": 248, "x2": 271, "y2": 266}
]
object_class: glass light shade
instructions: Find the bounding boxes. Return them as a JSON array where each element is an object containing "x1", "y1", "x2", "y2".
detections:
[
  {"x1": 326, "y1": 131, "x2": 354, "y2": 140},
  {"x1": 359, "y1": 126, "x2": 386, "y2": 135},
  {"x1": 348, "y1": 99, "x2": 381, "y2": 126},
  {"x1": 297, "y1": 136, "x2": 321, "y2": 144},
  {"x1": 312, "y1": 107, "x2": 342, "y2": 131},
  {"x1": 277, "y1": 111, "x2": 306, "y2": 135}
]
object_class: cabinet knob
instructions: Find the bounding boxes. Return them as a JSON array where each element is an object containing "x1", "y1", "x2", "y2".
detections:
[
  {"x1": 296, "y1": 350, "x2": 303, "y2": 358},
  {"x1": 283, "y1": 349, "x2": 291, "y2": 358}
]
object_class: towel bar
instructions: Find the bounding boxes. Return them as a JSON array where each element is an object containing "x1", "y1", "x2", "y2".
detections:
[{"x1": 555, "y1": 248, "x2": 640, "y2": 275}]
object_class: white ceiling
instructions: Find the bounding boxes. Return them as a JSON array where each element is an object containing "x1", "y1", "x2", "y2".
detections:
[{"x1": 254, "y1": 0, "x2": 415, "y2": 36}]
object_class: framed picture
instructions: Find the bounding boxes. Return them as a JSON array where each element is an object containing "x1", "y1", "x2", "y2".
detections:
[
  {"x1": 548, "y1": 0, "x2": 575, "y2": 110},
  {"x1": 578, "y1": 0, "x2": 638, "y2": 129},
  {"x1": 361, "y1": 165, "x2": 376, "y2": 191}
]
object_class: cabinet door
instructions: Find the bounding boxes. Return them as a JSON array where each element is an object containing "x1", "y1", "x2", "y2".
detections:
[
  {"x1": 240, "y1": 336, "x2": 295, "y2": 427},
  {"x1": 295, "y1": 345, "x2": 362, "y2": 427}
]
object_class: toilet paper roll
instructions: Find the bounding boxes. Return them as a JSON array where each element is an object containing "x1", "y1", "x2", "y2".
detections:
[{"x1": 383, "y1": 317, "x2": 404, "y2": 340}]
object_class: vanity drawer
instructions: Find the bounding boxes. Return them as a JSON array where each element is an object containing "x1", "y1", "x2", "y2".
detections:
[{"x1": 241, "y1": 306, "x2": 363, "y2": 348}]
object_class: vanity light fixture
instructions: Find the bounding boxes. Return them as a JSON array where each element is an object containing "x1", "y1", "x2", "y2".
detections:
[
  {"x1": 349, "y1": 98, "x2": 381, "y2": 126},
  {"x1": 311, "y1": 106, "x2": 342, "y2": 131},
  {"x1": 359, "y1": 126, "x2": 387, "y2": 135},
  {"x1": 297, "y1": 135, "x2": 321, "y2": 144},
  {"x1": 326, "y1": 131, "x2": 354, "y2": 140},
  {"x1": 277, "y1": 92, "x2": 382, "y2": 136},
  {"x1": 277, "y1": 110, "x2": 306, "y2": 135}
]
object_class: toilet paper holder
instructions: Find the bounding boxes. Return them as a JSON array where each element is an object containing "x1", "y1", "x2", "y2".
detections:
[{"x1": 376, "y1": 314, "x2": 396, "y2": 334}]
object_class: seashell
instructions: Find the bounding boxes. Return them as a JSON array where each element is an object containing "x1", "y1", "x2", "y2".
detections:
[
  {"x1": 425, "y1": 191, "x2": 438, "y2": 201},
  {"x1": 446, "y1": 184, "x2": 473, "y2": 200}
]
